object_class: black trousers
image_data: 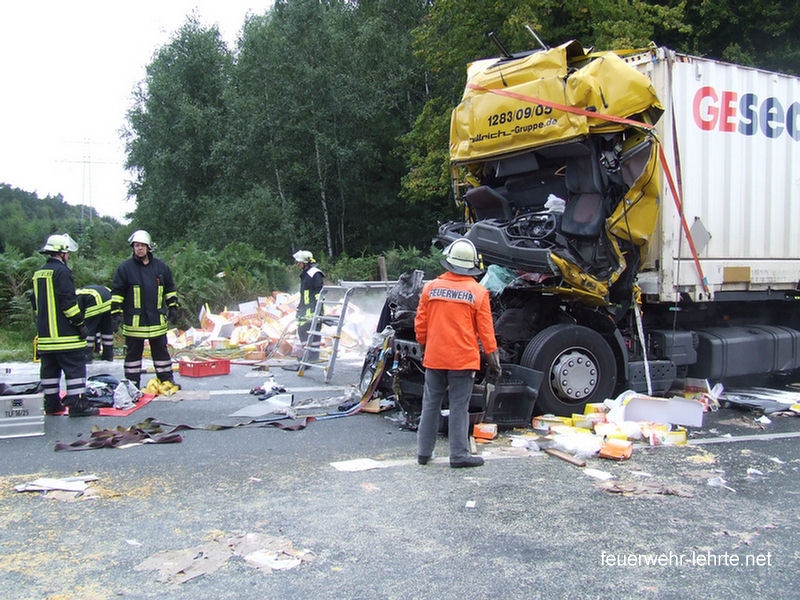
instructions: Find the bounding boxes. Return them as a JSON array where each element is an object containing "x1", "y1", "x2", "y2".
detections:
[
  {"x1": 124, "y1": 335, "x2": 173, "y2": 387},
  {"x1": 298, "y1": 319, "x2": 321, "y2": 361},
  {"x1": 39, "y1": 349, "x2": 86, "y2": 410},
  {"x1": 84, "y1": 313, "x2": 114, "y2": 361}
]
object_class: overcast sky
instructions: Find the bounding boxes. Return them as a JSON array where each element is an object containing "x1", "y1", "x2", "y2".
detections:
[{"x1": 0, "y1": 1, "x2": 272, "y2": 223}]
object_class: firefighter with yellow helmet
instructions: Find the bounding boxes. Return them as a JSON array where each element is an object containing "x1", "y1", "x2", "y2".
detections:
[
  {"x1": 111, "y1": 230, "x2": 179, "y2": 389},
  {"x1": 31, "y1": 234, "x2": 98, "y2": 416}
]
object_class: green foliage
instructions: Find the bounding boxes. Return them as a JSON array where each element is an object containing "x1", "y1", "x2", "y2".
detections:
[
  {"x1": 680, "y1": 0, "x2": 800, "y2": 75},
  {"x1": 0, "y1": 183, "x2": 123, "y2": 257}
]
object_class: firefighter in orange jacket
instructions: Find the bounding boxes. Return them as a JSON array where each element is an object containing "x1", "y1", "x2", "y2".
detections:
[{"x1": 415, "y1": 238, "x2": 501, "y2": 468}]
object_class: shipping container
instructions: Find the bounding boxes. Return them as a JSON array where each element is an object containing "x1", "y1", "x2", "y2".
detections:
[{"x1": 630, "y1": 48, "x2": 800, "y2": 301}]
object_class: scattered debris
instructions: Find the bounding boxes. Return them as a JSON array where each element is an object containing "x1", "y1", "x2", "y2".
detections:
[
  {"x1": 595, "y1": 480, "x2": 694, "y2": 498},
  {"x1": 583, "y1": 468, "x2": 615, "y2": 481},
  {"x1": 544, "y1": 448, "x2": 586, "y2": 467},
  {"x1": 465, "y1": 500, "x2": 477, "y2": 509},
  {"x1": 14, "y1": 475, "x2": 98, "y2": 493},
  {"x1": 330, "y1": 458, "x2": 383, "y2": 472},
  {"x1": 134, "y1": 532, "x2": 314, "y2": 584},
  {"x1": 707, "y1": 476, "x2": 736, "y2": 492},
  {"x1": 53, "y1": 421, "x2": 183, "y2": 451},
  {"x1": 598, "y1": 437, "x2": 633, "y2": 460}
]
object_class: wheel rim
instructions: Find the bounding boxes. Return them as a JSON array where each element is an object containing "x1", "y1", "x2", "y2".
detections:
[{"x1": 549, "y1": 348, "x2": 598, "y2": 402}]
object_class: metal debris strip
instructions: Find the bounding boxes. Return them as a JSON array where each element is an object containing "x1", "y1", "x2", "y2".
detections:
[{"x1": 134, "y1": 532, "x2": 315, "y2": 584}]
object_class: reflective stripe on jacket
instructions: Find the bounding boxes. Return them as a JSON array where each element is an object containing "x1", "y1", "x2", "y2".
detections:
[
  {"x1": 297, "y1": 265, "x2": 324, "y2": 325},
  {"x1": 32, "y1": 257, "x2": 86, "y2": 353},
  {"x1": 77, "y1": 285, "x2": 112, "y2": 319},
  {"x1": 415, "y1": 271, "x2": 497, "y2": 371},
  {"x1": 111, "y1": 254, "x2": 178, "y2": 339}
]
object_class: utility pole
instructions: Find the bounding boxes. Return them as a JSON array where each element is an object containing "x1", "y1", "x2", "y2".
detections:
[{"x1": 57, "y1": 138, "x2": 117, "y2": 224}]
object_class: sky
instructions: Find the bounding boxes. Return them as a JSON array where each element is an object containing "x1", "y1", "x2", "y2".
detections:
[{"x1": 0, "y1": 1, "x2": 272, "y2": 223}]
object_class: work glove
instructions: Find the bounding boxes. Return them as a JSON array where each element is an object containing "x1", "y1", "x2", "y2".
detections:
[
  {"x1": 168, "y1": 306, "x2": 179, "y2": 324},
  {"x1": 486, "y1": 350, "x2": 502, "y2": 380},
  {"x1": 111, "y1": 313, "x2": 123, "y2": 332},
  {"x1": 78, "y1": 324, "x2": 89, "y2": 340}
]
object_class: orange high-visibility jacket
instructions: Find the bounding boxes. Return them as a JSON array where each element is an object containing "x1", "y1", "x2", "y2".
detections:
[{"x1": 415, "y1": 271, "x2": 498, "y2": 371}]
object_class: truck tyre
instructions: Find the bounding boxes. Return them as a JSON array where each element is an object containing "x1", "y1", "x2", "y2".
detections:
[{"x1": 521, "y1": 324, "x2": 617, "y2": 416}]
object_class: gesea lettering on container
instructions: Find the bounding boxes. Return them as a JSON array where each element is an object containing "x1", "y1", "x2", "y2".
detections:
[{"x1": 692, "y1": 86, "x2": 800, "y2": 140}]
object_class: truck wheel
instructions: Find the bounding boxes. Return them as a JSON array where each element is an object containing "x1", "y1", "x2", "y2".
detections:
[{"x1": 521, "y1": 324, "x2": 617, "y2": 416}]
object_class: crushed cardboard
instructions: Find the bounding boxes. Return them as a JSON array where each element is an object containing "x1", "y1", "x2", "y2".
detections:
[
  {"x1": 134, "y1": 532, "x2": 314, "y2": 584},
  {"x1": 166, "y1": 291, "x2": 379, "y2": 362}
]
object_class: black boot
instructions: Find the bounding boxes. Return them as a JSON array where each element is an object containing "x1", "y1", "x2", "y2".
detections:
[
  {"x1": 68, "y1": 398, "x2": 100, "y2": 417},
  {"x1": 44, "y1": 396, "x2": 66, "y2": 415}
]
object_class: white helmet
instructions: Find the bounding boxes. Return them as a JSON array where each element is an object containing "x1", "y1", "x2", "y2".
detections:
[
  {"x1": 127, "y1": 230, "x2": 153, "y2": 248},
  {"x1": 293, "y1": 250, "x2": 314, "y2": 263},
  {"x1": 441, "y1": 238, "x2": 483, "y2": 276},
  {"x1": 40, "y1": 233, "x2": 78, "y2": 254}
]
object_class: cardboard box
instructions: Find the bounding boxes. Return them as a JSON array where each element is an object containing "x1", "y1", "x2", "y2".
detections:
[
  {"x1": 622, "y1": 394, "x2": 704, "y2": 427},
  {"x1": 0, "y1": 393, "x2": 44, "y2": 439},
  {"x1": 532, "y1": 415, "x2": 573, "y2": 432},
  {"x1": 584, "y1": 403, "x2": 608, "y2": 414},
  {"x1": 571, "y1": 413, "x2": 595, "y2": 429},
  {"x1": 594, "y1": 422, "x2": 629, "y2": 440},
  {"x1": 598, "y1": 437, "x2": 633, "y2": 460},
  {"x1": 473, "y1": 422, "x2": 498, "y2": 440}
]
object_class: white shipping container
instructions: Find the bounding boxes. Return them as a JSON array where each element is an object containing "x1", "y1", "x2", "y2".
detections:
[{"x1": 630, "y1": 49, "x2": 800, "y2": 301}]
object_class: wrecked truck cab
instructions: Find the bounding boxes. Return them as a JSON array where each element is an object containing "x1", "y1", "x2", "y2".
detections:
[
  {"x1": 369, "y1": 40, "x2": 671, "y2": 427},
  {"x1": 446, "y1": 40, "x2": 663, "y2": 307}
]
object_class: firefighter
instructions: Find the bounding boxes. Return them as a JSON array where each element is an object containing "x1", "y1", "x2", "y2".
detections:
[
  {"x1": 415, "y1": 238, "x2": 501, "y2": 468},
  {"x1": 76, "y1": 284, "x2": 114, "y2": 363},
  {"x1": 293, "y1": 250, "x2": 324, "y2": 362},
  {"x1": 32, "y1": 234, "x2": 99, "y2": 416},
  {"x1": 111, "y1": 230, "x2": 179, "y2": 389}
]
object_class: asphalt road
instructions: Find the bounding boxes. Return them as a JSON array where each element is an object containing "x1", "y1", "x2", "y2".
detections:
[{"x1": 1, "y1": 356, "x2": 799, "y2": 599}]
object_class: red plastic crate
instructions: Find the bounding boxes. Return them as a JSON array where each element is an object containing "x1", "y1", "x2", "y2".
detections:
[{"x1": 178, "y1": 358, "x2": 231, "y2": 377}]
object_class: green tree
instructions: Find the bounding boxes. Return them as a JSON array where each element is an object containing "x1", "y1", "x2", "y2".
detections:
[
  {"x1": 124, "y1": 16, "x2": 234, "y2": 241},
  {"x1": 679, "y1": 0, "x2": 800, "y2": 75}
]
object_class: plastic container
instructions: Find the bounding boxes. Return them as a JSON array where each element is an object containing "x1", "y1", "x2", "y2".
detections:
[{"x1": 178, "y1": 358, "x2": 231, "y2": 377}]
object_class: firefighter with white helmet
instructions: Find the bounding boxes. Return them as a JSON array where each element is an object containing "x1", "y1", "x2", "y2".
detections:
[
  {"x1": 111, "y1": 230, "x2": 179, "y2": 389},
  {"x1": 414, "y1": 238, "x2": 501, "y2": 468},
  {"x1": 293, "y1": 250, "x2": 324, "y2": 364},
  {"x1": 31, "y1": 233, "x2": 99, "y2": 416}
]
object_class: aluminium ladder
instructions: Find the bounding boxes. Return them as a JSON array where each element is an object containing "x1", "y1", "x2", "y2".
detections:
[{"x1": 297, "y1": 285, "x2": 355, "y2": 382}]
